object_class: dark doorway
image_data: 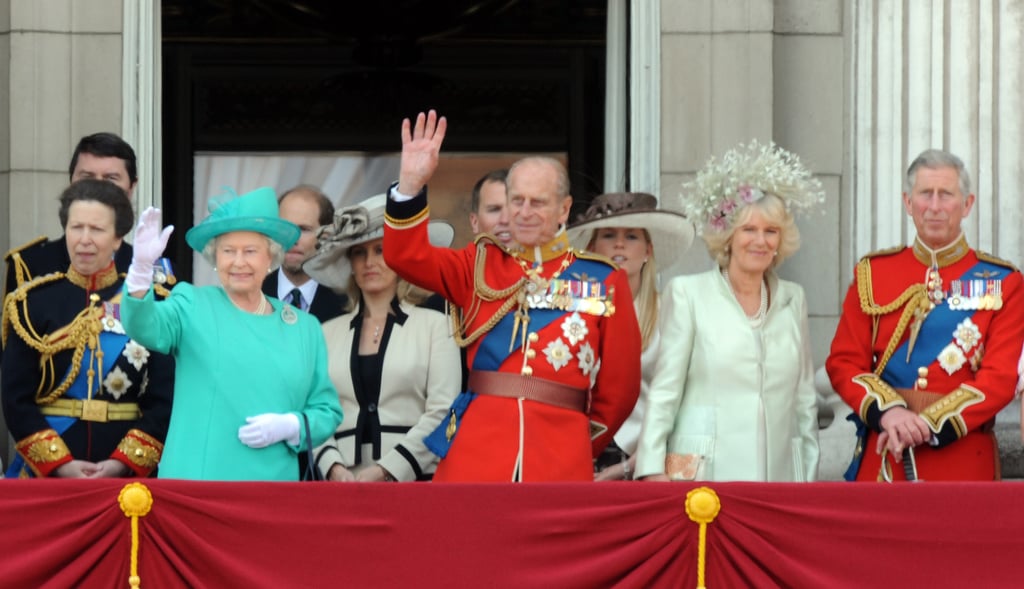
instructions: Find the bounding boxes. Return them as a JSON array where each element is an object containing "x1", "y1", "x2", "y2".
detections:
[{"x1": 161, "y1": 1, "x2": 608, "y2": 280}]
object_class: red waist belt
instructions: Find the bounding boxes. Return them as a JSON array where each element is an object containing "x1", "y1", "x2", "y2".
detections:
[{"x1": 468, "y1": 371, "x2": 587, "y2": 413}]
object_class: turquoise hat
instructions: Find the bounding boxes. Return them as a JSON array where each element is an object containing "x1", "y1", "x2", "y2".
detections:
[{"x1": 185, "y1": 187, "x2": 301, "y2": 253}]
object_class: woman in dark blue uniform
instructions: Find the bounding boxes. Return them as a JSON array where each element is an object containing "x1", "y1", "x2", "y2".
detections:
[{"x1": 2, "y1": 180, "x2": 173, "y2": 478}]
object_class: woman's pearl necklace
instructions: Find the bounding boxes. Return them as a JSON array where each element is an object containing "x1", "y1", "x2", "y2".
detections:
[
  {"x1": 230, "y1": 294, "x2": 269, "y2": 315},
  {"x1": 723, "y1": 269, "x2": 768, "y2": 326}
]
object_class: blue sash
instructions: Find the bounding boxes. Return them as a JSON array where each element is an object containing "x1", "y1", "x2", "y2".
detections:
[
  {"x1": 880, "y1": 260, "x2": 1001, "y2": 387},
  {"x1": 472, "y1": 257, "x2": 614, "y2": 373},
  {"x1": 6, "y1": 329, "x2": 127, "y2": 478},
  {"x1": 424, "y1": 257, "x2": 614, "y2": 458}
]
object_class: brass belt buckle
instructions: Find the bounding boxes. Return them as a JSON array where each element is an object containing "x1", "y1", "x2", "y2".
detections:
[{"x1": 81, "y1": 399, "x2": 109, "y2": 422}]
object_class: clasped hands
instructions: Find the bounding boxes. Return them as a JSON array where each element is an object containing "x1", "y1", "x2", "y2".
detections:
[
  {"x1": 877, "y1": 406, "x2": 932, "y2": 460},
  {"x1": 54, "y1": 459, "x2": 130, "y2": 478}
]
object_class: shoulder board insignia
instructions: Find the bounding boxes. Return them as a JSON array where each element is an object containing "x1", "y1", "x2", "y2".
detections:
[
  {"x1": 473, "y1": 233, "x2": 507, "y2": 250},
  {"x1": 4, "y1": 236, "x2": 48, "y2": 261},
  {"x1": 976, "y1": 250, "x2": 1019, "y2": 273},
  {"x1": 859, "y1": 244, "x2": 904, "y2": 261},
  {"x1": 574, "y1": 249, "x2": 617, "y2": 268}
]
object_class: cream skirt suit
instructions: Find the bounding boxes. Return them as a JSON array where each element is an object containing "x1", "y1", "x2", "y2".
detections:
[{"x1": 635, "y1": 269, "x2": 819, "y2": 481}]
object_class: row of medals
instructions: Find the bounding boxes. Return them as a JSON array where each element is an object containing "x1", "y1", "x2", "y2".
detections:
[{"x1": 928, "y1": 268, "x2": 1004, "y2": 311}]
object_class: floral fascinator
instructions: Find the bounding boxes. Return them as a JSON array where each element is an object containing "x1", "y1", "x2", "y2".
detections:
[{"x1": 683, "y1": 141, "x2": 825, "y2": 234}]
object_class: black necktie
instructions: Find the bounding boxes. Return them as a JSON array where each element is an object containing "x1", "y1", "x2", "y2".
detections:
[{"x1": 289, "y1": 288, "x2": 303, "y2": 310}]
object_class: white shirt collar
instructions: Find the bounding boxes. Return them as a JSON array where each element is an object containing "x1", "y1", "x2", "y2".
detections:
[{"x1": 276, "y1": 269, "x2": 319, "y2": 309}]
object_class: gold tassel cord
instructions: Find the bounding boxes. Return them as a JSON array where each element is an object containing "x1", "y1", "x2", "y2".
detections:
[
  {"x1": 118, "y1": 482, "x2": 153, "y2": 589},
  {"x1": 2, "y1": 275, "x2": 105, "y2": 403},
  {"x1": 685, "y1": 487, "x2": 721, "y2": 589},
  {"x1": 855, "y1": 259, "x2": 930, "y2": 376}
]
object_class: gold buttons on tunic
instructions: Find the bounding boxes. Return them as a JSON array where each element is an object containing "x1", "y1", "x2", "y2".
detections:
[
  {"x1": 528, "y1": 332, "x2": 539, "y2": 343},
  {"x1": 526, "y1": 349, "x2": 536, "y2": 359},
  {"x1": 522, "y1": 366, "x2": 533, "y2": 376}
]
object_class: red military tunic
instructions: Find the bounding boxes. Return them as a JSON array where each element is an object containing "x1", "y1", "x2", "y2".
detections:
[
  {"x1": 384, "y1": 189, "x2": 641, "y2": 482},
  {"x1": 827, "y1": 235, "x2": 1024, "y2": 481}
]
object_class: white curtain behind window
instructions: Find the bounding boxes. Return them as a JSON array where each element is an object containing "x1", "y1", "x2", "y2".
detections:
[{"x1": 192, "y1": 152, "x2": 400, "y2": 285}]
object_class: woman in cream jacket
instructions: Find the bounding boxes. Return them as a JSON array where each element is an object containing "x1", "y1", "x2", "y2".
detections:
[
  {"x1": 304, "y1": 196, "x2": 460, "y2": 481},
  {"x1": 635, "y1": 142, "x2": 822, "y2": 482}
]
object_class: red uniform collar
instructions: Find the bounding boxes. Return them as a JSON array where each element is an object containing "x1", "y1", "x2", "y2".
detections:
[
  {"x1": 509, "y1": 229, "x2": 572, "y2": 265},
  {"x1": 912, "y1": 233, "x2": 969, "y2": 268}
]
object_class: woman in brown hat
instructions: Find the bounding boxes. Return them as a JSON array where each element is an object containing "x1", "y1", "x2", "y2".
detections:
[
  {"x1": 304, "y1": 195, "x2": 461, "y2": 482},
  {"x1": 567, "y1": 192, "x2": 695, "y2": 480}
]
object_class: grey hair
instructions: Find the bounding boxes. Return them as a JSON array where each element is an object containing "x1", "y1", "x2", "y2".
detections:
[
  {"x1": 201, "y1": 234, "x2": 286, "y2": 270},
  {"x1": 508, "y1": 156, "x2": 570, "y2": 198},
  {"x1": 904, "y1": 149, "x2": 972, "y2": 196},
  {"x1": 702, "y1": 194, "x2": 801, "y2": 269}
]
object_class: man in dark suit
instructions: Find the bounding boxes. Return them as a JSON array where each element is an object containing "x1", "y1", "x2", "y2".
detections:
[{"x1": 263, "y1": 185, "x2": 346, "y2": 323}]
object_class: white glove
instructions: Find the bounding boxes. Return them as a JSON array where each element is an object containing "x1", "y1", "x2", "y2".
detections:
[
  {"x1": 238, "y1": 413, "x2": 300, "y2": 449},
  {"x1": 126, "y1": 207, "x2": 174, "y2": 293}
]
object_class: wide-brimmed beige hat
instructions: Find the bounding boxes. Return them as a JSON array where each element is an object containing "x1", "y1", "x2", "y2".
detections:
[
  {"x1": 567, "y1": 192, "x2": 695, "y2": 270},
  {"x1": 303, "y1": 193, "x2": 454, "y2": 290}
]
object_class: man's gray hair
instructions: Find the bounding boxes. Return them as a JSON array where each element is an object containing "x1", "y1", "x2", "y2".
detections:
[
  {"x1": 509, "y1": 156, "x2": 570, "y2": 198},
  {"x1": 904, "y1": 149, "x2": 971, "y2": 197}
]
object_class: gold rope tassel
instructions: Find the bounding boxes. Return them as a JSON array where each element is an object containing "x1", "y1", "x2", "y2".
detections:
[
  {"x1": 685, "y1": 486, "x2": 721, "y2": 589},
  {"x1": 118, "y1": 482, "x2": 154, "y2": 588}
]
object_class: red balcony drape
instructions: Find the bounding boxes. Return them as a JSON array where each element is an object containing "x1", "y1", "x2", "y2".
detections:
[{"x1": 0, "y1": 479, "x2": 1019, "y2": 588}]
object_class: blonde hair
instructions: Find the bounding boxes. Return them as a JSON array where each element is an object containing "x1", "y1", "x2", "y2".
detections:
[
  {"x1": 701, "y1": 194, "x2": 800, "y2": 269},
  {"x1": 586, "y1": 228, "x2": 659, "y2": 351}
]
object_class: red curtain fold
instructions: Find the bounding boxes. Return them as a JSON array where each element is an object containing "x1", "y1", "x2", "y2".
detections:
[{"x1": 1, "y1": 480, "x2": 1021, "y2": 588}]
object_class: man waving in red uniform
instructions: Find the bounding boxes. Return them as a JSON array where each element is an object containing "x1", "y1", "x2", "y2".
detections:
[
  {"x1": 827, "y1": 148, "x2": 1024, "y2": 481},
  {"x1": 383, "y1": 110, "x2": 641, "y2": 482}
]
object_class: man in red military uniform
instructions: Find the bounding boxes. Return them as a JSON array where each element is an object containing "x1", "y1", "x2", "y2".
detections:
[
  {"x1": 827, "y1": 148, "x2": 1024, "y2": 481},
  {"x1": 383, "y1": 110, "x2": 641, "y2": 482}
]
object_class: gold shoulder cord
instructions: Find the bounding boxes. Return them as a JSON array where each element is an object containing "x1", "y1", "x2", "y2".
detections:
[
  {"x1": 449, "y1": 242, "x2": 527, "y2": 348},
  {"x1": 2, "y1": 274, "x2": 105, "y2": 403},
  {"x1": 854, "y1": 258, "x2": 930, "y2": 375}
]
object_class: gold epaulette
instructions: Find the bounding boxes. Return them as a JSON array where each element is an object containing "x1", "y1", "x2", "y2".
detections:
[
  {"x1": 3, "y1": 237, "x2": 51, "y2": 296},
  {"x1": 473, "y1": 233, "x2": 507, "y2": 249},
  {"x1": 3, "y1": 235, "x2": 47, "y2": 261},
  {"x1": 2, "y1": 271, "x2": 65, "y2": 349},
  {"x1": 859, "y1": 244, "x2": 904, "y2": 261},
  {"x1": 976, "y1": 250, "x2": 1019, "y2": 273},
  {"x1": 573, "y1": 248, "x2": 617, "y2": 268}
]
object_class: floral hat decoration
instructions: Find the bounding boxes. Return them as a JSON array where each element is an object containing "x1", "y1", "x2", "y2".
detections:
[
  {"x1": 683, "y1": 140, "x2": 825, "y2": 234},
  {"x1": 303, "y1": 193, "x2": 454, "y2": 290}
]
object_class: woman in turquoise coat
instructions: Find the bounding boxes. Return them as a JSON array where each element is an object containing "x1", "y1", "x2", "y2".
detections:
[
  {"x1": 635, "y1": 142, "x2": 824, "y2": 482},
  {"x1": 120, "y1": 187, "x2": 342, "y2": 481}
]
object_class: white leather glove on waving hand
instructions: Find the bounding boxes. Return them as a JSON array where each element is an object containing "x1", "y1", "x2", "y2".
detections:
[
  {"x1": 126, "y1": 207, "x2": 174, "y2": 293},
  {"x1": 238, "y1": 413, "x2": 300, "y2": 448}
]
